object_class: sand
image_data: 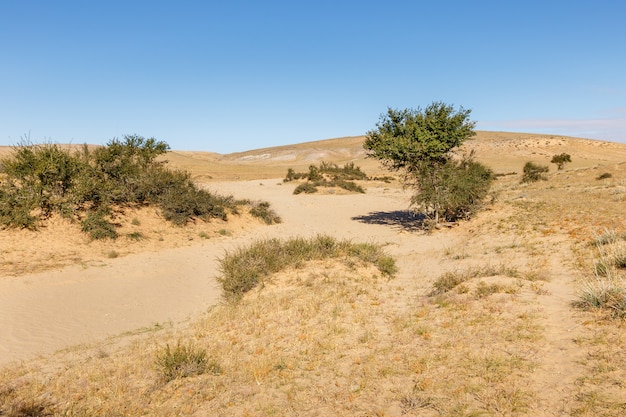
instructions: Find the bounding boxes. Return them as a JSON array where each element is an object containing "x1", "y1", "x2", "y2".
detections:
[{"x1": 0, "y1": 177, "x2": 417, "y2": 365}]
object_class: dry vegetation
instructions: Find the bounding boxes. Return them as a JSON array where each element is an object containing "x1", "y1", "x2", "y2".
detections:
[{"x1": 1, "y1": 132, "x2": 626, "y2": 416}]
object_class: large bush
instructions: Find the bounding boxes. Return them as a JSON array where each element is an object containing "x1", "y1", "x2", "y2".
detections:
[{"x1": 0, "y1": 135, "x2": 277, "y2": 238}]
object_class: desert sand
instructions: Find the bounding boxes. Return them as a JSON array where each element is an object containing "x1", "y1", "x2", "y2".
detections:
[{"x1": 1, "y1": 132, "x2": 625, "y2": 415}]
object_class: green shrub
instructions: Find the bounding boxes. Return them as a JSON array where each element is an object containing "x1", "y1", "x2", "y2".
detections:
[
  {"x1": 0, "y1": 185, "x2": 38, "y2": 229},
  {"x1": 0, "y1": 136, "x2": 276, "y2": 238},
  {"x1": 412, "y1": 155, "x2": 494, "y2": 224},
  {"x1": 249, "y1": 201, "x2": 282, "y2": 224},
  {"x1": 334, "y1": 180, "x2": 365, "y2": 193},
  {"x1": 158, "y1": 180, "x2": 228, "y2": 226},
  {"x1": 284, "y1": 168, "x2": 308, "y2": 182},
  {"x1": 577, "y1": 233, "x2": 626, "y2": 318},
  {"x1": 521, "y1": 162, "x2": 549, "y2": 183},
  {"x1": 217, "y1": 235, "x2": 396, "y2": 301}
]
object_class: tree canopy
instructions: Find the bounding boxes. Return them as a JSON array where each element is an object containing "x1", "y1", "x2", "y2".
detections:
[{"x1": 364, "y1": 102, "x2": 476, "y2": 171}]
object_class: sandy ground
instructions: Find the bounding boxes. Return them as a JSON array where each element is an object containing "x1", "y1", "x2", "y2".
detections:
[{"x1": 0, "y1": 178, "x2": 420, "y2": 365}]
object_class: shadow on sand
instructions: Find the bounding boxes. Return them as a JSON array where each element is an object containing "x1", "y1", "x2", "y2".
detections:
[{"x1": 352, "y1": 210, "x2": 426, "y2": 232}]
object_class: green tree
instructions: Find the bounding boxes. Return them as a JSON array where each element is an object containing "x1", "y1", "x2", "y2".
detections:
[
  {"x1": 550, "y1": 153, "x2": 571, "y2": 170},
  {"x1": 364, "y1": 102, "x2": 493, "y2": 226}
]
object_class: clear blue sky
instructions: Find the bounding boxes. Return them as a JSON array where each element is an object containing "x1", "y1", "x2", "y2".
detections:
[{"x1": 1, "y1": 1, "x2": 625, "y2": 153}]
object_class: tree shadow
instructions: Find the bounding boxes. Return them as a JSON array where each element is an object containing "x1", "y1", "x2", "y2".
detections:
[{"x1": 351, "y1": 210, "x2": 426, "y2": 232}]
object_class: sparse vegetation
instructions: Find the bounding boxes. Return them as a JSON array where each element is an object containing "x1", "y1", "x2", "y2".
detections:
[
  {"x1": 364, "y1": 102, "x2": 494, "y2": 226},
  {"x1": 522, "y1": 161, "x2": 549, "y2": 182},
  {"x1": 285, "y1": 161, "x2": 367, "y2": 194},
  {"x1": 596, "y1": 172, "x2": 612, "y2": 180},
  {"x1": 430, "y1": 264, "x2": 520, "y2": 295},
  {"x1": 0, "y1": 136, "x2": 279, "y2": 238},
  {"x1": 248, "y1": 201, "x2": 282, "y2": 224},
  {"x1": 576, "y1": 232, "x2": 626, "y2": 318},
  {"x1": 217, "y1": 235, "x2": 396, "y2": 300}
]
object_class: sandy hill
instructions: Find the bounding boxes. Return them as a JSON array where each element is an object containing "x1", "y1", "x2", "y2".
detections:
[{"x1": 162, "y1": 131, "x2": 626, "y2": 180}]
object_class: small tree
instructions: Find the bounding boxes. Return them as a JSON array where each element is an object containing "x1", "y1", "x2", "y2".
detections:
[
  {"x1": 550, "y1": 153, "x2": 571, "y2": 170},
  {"x1": 364, "y1": 102, "x2": 493, "y2": 226}
]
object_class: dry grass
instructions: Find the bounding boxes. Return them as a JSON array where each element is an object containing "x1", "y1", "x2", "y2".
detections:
[{"x1": 0, "y1": 260, "x2": 545, "y2": 416}]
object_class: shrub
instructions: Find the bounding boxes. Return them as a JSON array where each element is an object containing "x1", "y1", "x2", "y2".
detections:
[
  {"x1": 0, "y1": 185, "x2": 38, "y2": 229},
  {"x1": 334, "y1": 180, "x2": 365, "y2": 193},
  {"x1": 283, "y1": 168, "x2": 307, "y2": 182},
  {"x1": 411, "y1": 154, "x2": 494, "y2": 224},
  {"x1": 158, "y1": 179, "x2": 228, "y2": 226},
  {"x1": 596, "y1": 172, "x2": 612, "y2": 180},
  {"x1": 249, "y1": 201, "x2": 282, "y2": 224},
  {"x1": 0, "y1": 136, "x2": 276, "y2": 237},
  {"x1": 127, "y1": 231, "x2": 144, "y2": 241},
  {"x1": 521, "y1": 162, "x2": 549, "y2": 183}
]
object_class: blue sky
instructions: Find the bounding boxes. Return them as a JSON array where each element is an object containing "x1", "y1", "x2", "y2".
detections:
[{"x1": 1, "y1": 1, "x2": 625, "y2": 153}]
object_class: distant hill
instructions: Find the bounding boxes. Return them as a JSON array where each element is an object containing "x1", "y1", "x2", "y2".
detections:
[{"x1": 2, "y1": 132, "x2": 625, "y2": 181}]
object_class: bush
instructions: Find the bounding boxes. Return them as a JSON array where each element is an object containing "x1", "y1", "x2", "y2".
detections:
[
  {"x1": 596, "y1": 172, "x2": 612, "y2": 180},
  {"x1": 0, "y1": 136, "x2": 277, "y2": 237},
  {"x1": 411, "y1": 154, "x2": 494, "y2": 224},
  {"x1": 0, "y1": 185, "x2": 38, "y2": 229},
  {"x1": 249, "y1": 201, "x2": 282, "y2": 225},
  {"x1": 521, "y1": 162, "x2": 549, "y2": 183}
]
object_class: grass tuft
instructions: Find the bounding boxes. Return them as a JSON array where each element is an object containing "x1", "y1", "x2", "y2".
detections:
[
  {"x1": 155, "y1": 341, "x2": 220, "y2": 382},
  {"x1": 430, "y1": 265, "x2": 519, "y2": 295}
]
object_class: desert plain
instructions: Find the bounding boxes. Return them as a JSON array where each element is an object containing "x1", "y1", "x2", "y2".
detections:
[{"x1": 1, "y1": 131, "x2": 626, "y2": 416}]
